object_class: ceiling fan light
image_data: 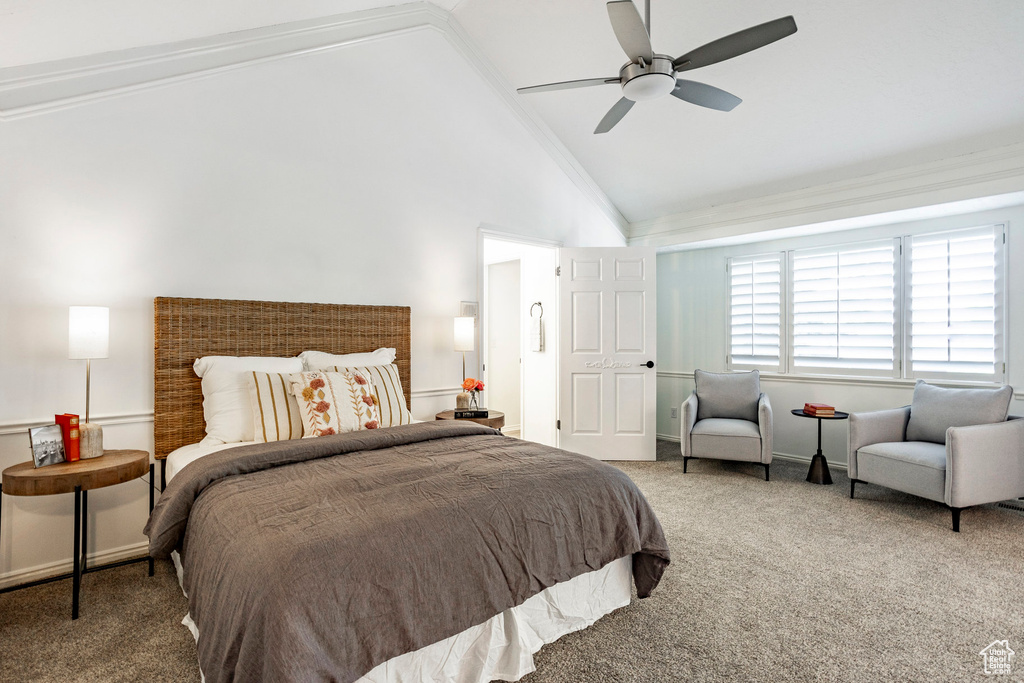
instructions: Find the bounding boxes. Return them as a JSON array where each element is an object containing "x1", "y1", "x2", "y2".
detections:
[{"x1": 622, "y1": 73, "x2": 676, "y2": 101}]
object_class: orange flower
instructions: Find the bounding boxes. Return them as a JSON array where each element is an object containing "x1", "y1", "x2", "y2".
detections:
[
  {"x1": 364, "y1": 420, "x2": 379, "y2": 429},
  {"x1": 314, "y1": 400, "x2": 331, "y2": 413},
  {"x1": 310, "y1": 377, "x2": 325, "y2": 390},
  {"x1": 353, "y1": 374, "x2": 368, "y2": 385},
  {"x1": 301, "y1": 387, "x2": 315, "y2": 401},
  {"x1": 361, "y1": 395, "x2": 375, "y2": 407},
  {"x1": 318, "y1": 427, "x2": 336, "y2": 436},
  {"x1": 462, "y1": 378, "x2": 478, "y2": 392}
]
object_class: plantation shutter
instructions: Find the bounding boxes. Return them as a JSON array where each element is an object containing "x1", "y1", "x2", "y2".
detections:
[
  {"x1": 907, "y1": 225, "x2": 1003, "y2": 380},
  {"x1": 790, "y1": 240, "x2": 898, "y2": 374},
  {"x1": 729, "y1": 254, "x2": 782, "y2": 370}
]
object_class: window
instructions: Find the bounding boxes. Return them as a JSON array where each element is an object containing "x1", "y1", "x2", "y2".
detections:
[
  {"x1": 906, "y1": 225, "x2": 1004, "y2": 381},
  {"x1": 790, "y1": 240, "x2": 899, "y2": 375},
  {"x1": 728, "y1": 254, "x2": 783, "y2": 370},
  {"x1": 727, "y1": 225, "x2": 1005, "y2": 382}
]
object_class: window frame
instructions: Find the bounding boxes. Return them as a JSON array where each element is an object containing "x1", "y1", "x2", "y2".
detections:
[
  {"x1": 901, "y1": 223, "x2": 1007, "y2": 384},
  {"x1": 786, "y1": 237, "x2": 902, "y2": 379},
  {"x1": 726, "y1": 251, "x2": 786, "y2": 373}
]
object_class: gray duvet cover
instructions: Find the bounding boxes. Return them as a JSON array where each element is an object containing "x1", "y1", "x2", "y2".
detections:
[{"x1": 146, "y1": 421, "x2": 669, "y2": 683}]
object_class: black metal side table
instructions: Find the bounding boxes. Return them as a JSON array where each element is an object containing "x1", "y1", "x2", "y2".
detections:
[{"x1": 790, "y1": 409, "x2": 850, "y2": 485}]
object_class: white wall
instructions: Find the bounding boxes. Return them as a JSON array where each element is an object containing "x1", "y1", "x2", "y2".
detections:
[
  {"x1": 0, "y1": 22, "x2": 624, "y2": 586},
  {"x1": 657, "y1": 203, "x2": 1024, "y2": 467},
  {"x1": 486, "y1": 260, "x2": 521, "y2": 431}
]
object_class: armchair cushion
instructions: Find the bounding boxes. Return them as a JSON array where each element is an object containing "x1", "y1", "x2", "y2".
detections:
[
  {"x1": 691, "y1": 418, "x2": 761, "y2": 463},
  {"x1": 694, "y1": 369, "x2": 760, "y2": 422},
  {"x1": 905, "y1": 380, "x2": 1012, "y2": 444},
  {"x1": 857, "y1": 441, "x2": 947, "y2": 503}
]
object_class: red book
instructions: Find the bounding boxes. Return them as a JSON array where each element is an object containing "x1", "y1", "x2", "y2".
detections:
[
  {"x1": 55, "y1": 413, "x2": 81, "y2": 461},
  {"x1": 804, "y1": 403, "x2": 835, "y2": 412}
]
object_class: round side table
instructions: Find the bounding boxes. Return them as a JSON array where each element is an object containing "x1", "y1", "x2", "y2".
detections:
[
  {"x1": 435, "y1": 410, "x2": 505, "y2": 432},
  {"x1": 1, "y1": 449, "x2": 153, "y2": 619},
  {"x1": 790, "y1": 409, "x2": 849, "y2": 485}
]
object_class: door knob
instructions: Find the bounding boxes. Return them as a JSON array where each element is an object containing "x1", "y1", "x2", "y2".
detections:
[{"x1": 645, "y1": 361, "x2": 654, "y2": 368}]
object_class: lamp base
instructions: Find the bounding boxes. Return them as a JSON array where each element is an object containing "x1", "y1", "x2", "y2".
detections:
[
  {"x1": 80, "y1": 423, "x2": 104, "y2": 459},
  {"x1": 456, "y1": 392, "x2": 471, "y2": 410}
]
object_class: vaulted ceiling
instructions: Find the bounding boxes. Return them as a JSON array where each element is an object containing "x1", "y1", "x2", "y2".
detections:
[
  {"x1": 4, "y1": 0, "x2": 1024, "y2": 227},
  {"x1": 455, "y1": 0, "x2": 1024, "y2": 223}
]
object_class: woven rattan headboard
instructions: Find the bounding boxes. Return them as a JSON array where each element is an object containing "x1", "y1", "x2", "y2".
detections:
[{"x1": 154, "y1": 297, "x2": 411, "y2": 459}]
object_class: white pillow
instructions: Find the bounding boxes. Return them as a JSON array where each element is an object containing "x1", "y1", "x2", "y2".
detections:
[
  {"x1": 299, "y1": 348, "x2": 396, "y2": 371},
  {"x1": 194, "y1": 356, "x2": 303, "y2": 444}
]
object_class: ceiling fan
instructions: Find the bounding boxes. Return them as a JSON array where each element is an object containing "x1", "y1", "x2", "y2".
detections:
[{"x1": 517, "y1": 1, "x2": 797, "y2": 133}]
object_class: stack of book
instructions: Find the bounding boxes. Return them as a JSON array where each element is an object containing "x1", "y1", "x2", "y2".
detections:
[
  {"x1": 455, "y1": 409, "x2": 489, "y2": 419},
  {"x1": 803, "y1": 403, "x2": 835, "y2": 417}
]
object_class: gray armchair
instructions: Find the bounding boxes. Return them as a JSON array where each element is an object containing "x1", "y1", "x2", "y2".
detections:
[
  {"x1": 848, "y1": 380, "x2": 1024, "y2": 531},
  {"x1": 681, "y1": 369, "x2": 773, "y2": 480}
]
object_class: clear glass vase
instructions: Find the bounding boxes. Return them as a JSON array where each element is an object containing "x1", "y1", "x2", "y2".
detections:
[{"x1": 470, "y1": 393, "x2": 479, "y2": 410}]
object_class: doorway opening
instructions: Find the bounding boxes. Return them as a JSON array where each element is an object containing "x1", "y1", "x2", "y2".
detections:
[{"x1": 480, "y1": 230, "x2": 559, "y2": 446}]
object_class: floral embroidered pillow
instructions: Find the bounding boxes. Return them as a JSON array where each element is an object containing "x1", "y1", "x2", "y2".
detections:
[{"x1": 290, "y1": 371, "x2": 380, "y2": 437}]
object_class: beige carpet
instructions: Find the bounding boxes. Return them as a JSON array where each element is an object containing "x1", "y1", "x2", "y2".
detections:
[{"x1": 1, "y1": 445, "x2": 1022, "y2": 682}]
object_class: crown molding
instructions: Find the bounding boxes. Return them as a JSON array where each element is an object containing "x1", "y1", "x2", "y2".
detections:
[
  {"x1": 0, "y1": 3, "x2": 443, "y2": 120},
  {"x1": 629, "y1": 142, "x2": 1024, "y2": 248},
  {"x1": 0, "y1": 2, "x2": 628, "y2": 239}
]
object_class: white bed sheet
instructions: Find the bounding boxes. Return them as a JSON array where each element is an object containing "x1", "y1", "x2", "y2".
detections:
[{"x1": 164, "y1": 437, "x2": 634, "y2": 683}]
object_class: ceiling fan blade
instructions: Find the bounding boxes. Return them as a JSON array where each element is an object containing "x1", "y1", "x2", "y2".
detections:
[
  {"x1": 671, "y1": 79, "x2": 742, "y2": 111},
  {"x1": 517, "y1": 77, "x2": 620, "y2": 95},
  {"x1": 594, "y1": 97, "x2": 635, "y2": 134},
  {"x1": 673, "y1": 16, "x2": 797, "y2": 72},
  {"x1": 607, "y1": 1, "x2": 654, "y2": 63}
]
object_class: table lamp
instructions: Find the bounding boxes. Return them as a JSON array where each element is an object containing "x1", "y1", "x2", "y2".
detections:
[{"x1": 69, "y1": 306, "x2": 108, "y2": 458}]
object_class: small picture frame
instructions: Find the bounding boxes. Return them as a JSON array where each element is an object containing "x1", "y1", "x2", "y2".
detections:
[{"x1": 29, "y1": 424, "x2": 66, "y2": 468}]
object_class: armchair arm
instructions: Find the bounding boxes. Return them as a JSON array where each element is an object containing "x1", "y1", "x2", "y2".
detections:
[
  {"x1": 680, "y1": 392, "x2": 698, "y2": 457},
  {"x1": 847, "y1": 406, "x2": 911, "y2": 480},
  {"x1": 945, "y1": 416, "x2": 1024, "y2": 508},
  {"x1": 758, "y1": 393, "x2": 773, "y2": 464}
]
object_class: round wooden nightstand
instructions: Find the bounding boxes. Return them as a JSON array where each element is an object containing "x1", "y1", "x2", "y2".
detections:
[
  {"x1": 1, "y1": 449, "x2": 154, "y2": 619},
  {"x1": 435, "y1": 410, "x2": 505, "y2": 432}
]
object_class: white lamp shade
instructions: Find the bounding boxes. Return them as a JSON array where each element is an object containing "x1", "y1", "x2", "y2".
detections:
[
  {"x1": 453, "y1": 316, "x2": 475, "y2": 352},
  {"x1": 69, "y1": 306, "x2": 109, "y2": 359}
]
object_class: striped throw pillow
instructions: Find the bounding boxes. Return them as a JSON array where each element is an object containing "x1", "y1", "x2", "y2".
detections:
[
  {"x1": 247, "y1": 372, "x2": 304, "y2": 443},
  {"x1": 328, "y1": 363, "x2": 412, "y2": 428}
]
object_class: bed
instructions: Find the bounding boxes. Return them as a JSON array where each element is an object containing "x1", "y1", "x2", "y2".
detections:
[{"x1": 146, "y1": 297, "x2": 670, "y2": 683}]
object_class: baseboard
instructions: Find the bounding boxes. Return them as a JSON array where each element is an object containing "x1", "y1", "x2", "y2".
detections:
[
  {"x1": 656, "y1": 433, "x2": 848, "y2": 470},
  {"x1": 771, "y1": 451, "x2": 848, "y2": 471},
  {"x1": 0, "y1": 541, "x2": 149, "y2": 590}
]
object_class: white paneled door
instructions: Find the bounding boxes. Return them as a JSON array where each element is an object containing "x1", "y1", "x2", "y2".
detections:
[{"x1": 558, "y1": 248, "x2": 656, "y2": 460}]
